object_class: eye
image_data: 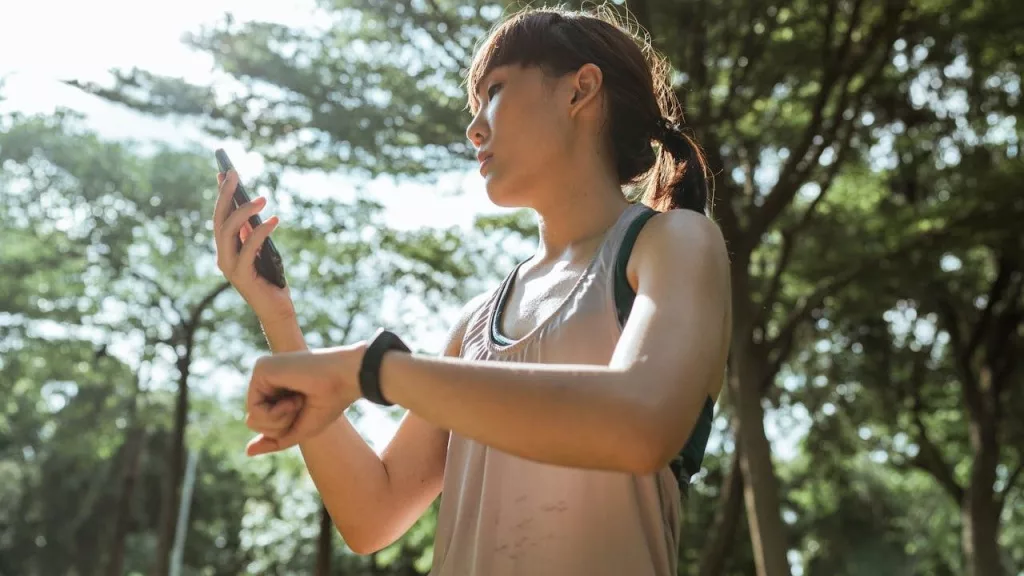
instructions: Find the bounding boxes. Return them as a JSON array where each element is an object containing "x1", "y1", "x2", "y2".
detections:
[{"x1": 487, "y1": 83, "x2": 503, "y2": 100}]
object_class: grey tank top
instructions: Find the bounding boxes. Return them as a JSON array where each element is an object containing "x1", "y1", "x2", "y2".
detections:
[{"x1": 429, "y1": 203, "x2": 683, "y2": 576}]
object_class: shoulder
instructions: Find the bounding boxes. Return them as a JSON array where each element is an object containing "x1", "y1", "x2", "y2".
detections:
[
  {"x1": 637, "y1": 209, "x2": 729, "y2": 260},
  {"x1": 627, "y1": 209, "x2": 731, "y2": 292}
]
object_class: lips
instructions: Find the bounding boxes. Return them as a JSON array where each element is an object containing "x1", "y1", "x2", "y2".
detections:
[{"x1": 478, "y1": 153, "x2": 493, "y2": 174}]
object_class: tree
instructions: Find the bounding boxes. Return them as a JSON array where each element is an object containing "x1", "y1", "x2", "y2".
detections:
[
  {"x1": 0, "y1": 108, "x2": 486, "y2": 574},
  {"x1": 805, "y1": 184, "x2": 1024, "y2": 573},
  {"x1": 60, "y1": 0, "x2": 1024, "y2": 574}
]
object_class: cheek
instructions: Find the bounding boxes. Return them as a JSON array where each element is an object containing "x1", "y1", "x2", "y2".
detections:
[{"x1": 510, "y1": 105, "x2": 569, "y2": 166}]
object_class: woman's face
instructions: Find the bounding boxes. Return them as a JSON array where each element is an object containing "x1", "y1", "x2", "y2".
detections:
[{"x1": 465, "y1": 64, "x2": 575, "y2": 209}]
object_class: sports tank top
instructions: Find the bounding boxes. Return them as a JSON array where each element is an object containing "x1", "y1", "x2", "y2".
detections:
[{"x1": 429, "y1": 203, "x2": 714, "y2": 576}]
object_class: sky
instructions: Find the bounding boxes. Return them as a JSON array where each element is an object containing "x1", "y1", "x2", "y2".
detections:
[{"x1": 0, "y1": 0, "x2": 809, "y2": 459}]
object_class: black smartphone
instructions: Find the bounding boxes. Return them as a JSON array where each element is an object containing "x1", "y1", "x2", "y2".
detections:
[{"x1": 215, "y1": 149, "x2": 288, "y2": 289}]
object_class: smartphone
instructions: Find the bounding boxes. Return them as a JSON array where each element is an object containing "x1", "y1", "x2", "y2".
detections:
[{"x1": 215, "y1": 149, "x2": 288, "y2": 289}]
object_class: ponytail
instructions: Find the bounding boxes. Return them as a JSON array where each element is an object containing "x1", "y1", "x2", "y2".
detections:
[{"x1": 644, "y1": 117, "x2": 711, "y2": 215}]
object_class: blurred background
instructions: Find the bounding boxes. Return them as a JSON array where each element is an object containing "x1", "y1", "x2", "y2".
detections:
[{"x1": 0, "y1": 0, "x2": 1021, "y2": 575}]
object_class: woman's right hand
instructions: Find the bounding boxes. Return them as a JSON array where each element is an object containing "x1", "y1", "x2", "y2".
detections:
[{"x1": 213, "y1": 170, "x2": 297, "y2": 326}]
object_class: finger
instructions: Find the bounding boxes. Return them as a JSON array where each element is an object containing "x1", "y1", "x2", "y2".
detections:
[
  {"x1": 264, "y1": 406, "x2": 320, "y2": 451},
  {"x1": 264, "y1": 391, "x2": 304, "y2": 413},
  {"x1": 247, "y1": 356, "x2": 289, "y2": 415},
  {"x1": 245, "y1": 395, "x2": 300, "y2": 427},
  {"x1": 239, "y1": 221, "x2": 261, "y2": 257},
  {"x1": 246, "y1": 419, "x2": 295, "y2": 440},
  {"x1": 246, "y1": 352, "x2": 310, "y2": 413},
  {"x1": 239, "y1": 216, "x2": 280, "y2": 269},
  {"x1": 219, "y1": 196, "x2": 267, "y2": 251},
  {"x1": 246, "y1": 434, "x2": 284, "y2": 457},
  {"x1": 246, "y1": 394, "x2": 303, "y2": 434},
  {"x1": 216, "y1": 197, "x2": 267, "y2": 272},
  {"x1": 263, "y1": 433, "x2": 300, "y2": 454},
  {"x1": 239, "y1": 220, "x2": 253, "y2": 243},
  {"x1": 213, "y1": 170, "x2": 237, "y2": 229}
]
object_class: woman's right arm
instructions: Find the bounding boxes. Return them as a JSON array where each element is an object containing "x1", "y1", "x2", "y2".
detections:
[{"x1": 264, "y1": 296, "x2": 482, "y2": 555}]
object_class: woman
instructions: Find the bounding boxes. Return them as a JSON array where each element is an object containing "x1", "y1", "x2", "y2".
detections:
[{"x1": 214, "y1": 6, "x2": 731, "y2": 576}]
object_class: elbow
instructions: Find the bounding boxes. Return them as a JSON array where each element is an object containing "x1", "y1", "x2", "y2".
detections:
[
  {"x1": 343, "y1": 530, "x2": 373, "y2": 556},
  {"x1": 343, "y1": 529, "x2": 386, "y2": 556},
  {"x1": 346, "y1": 540, "x2": 381, "y2": 557},
  {"x1": 338, "y1": 522, "x2": 391, "y2": 556}
]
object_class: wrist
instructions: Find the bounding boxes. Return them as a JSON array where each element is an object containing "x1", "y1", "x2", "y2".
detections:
[
  {"x1": 258, "y1": 306, "x2": 297, "y2": 328},
  {"x1": 260, "y1": 314, "x2": 305, "y2": 353},
  {"x1": 377, "y1": 350, "x2": 409, "y2": 407},
  {"x1": 358, "y1": 329, "x2": 411, "y2": 406}
]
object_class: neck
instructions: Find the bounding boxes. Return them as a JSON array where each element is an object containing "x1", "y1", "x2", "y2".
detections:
[{"x1": 528, "y1": 156, "x2": 629, "y2": 264}]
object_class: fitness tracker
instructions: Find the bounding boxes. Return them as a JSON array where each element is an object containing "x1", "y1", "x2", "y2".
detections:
[{"x1": 358, "y1": 328, "x2": 411, "y2": 406}]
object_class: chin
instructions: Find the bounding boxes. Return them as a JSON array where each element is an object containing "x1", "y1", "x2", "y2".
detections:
[{"x1": 483, "y1": 178, "x2": 522, "y2": 209}]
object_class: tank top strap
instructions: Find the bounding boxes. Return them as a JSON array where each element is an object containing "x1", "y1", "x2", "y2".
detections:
[{"x1": 590, "y1": 203, "x2": 660, "y2": 286}]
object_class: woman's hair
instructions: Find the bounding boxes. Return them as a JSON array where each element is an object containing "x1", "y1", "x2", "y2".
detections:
[{"x1": 465, "y1": 5, "x2": 712, "y2": 214}]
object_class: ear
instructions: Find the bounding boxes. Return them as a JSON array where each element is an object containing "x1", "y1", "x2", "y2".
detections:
[{"x1": 567, "y1": 63, "x2": 603, "y2": 119}]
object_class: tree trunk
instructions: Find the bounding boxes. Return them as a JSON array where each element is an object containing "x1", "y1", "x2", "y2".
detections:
[
  {"x1": 108, "y1": 429, "x2": 145, "y2": 576},
  {"x1": 316, "y1": 503, "x2": 332, "y2": 576},
  {"x1": 153, "y1": 358, "x2": 190, "y2": 576},
  {"x1": 730, "y1": 337, "x2": 791, "y2": 576},
  {"x1": 962, "y1": 418, "x2": 1004, "y2": 576},
  {"x1": 698, "y1": 447, "x2": 745, "y2": 576}
]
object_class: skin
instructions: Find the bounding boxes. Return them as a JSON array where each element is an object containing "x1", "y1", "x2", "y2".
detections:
[{"x1": 215, "y1": 61, "x2": 732, "y2": 551}]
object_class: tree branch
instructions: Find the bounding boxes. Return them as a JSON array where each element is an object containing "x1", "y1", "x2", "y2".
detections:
[
  {"x1": 723, "y1": 1, "x2": 773, "y2": 110},
  {"x1": 762, "y1": 326, "x2": 797, "y2": 394},
  {"x1": 418, "y1": 0, "x2": 469, "y2": 68},
  {"x1": 751, "y1": 115, "x2": 852, "y2": 333},
  {"x1": 990, "y1": 277, "x2": 1022, "y2": 399},
  {"x1": 908, "y1": 349, "x2": 965, "y2": 504},
  {"x1": 697, "y1": 445, "x2": 744, "y2": 576},
  {"x1": 186, "y1": 281, "x2": 233, "y2": 332},
  {"x1": 770, "y1": 262, "x2": 861, "y2": 351},
  {"x1": 934, "y1": 292, "x2": 987, "y2": 423},
  {"x1": 754, "y1": 230, "x2": 794, "y2": 334},
  {"x1": 130, "y1": 270, "x2": 183, "y2": 324},
  {"x1": 966, "y1": 253, "x2": 1014, "y2": 361},
  {"x1": 727, "y1": 0, "x2": 792, "y2": 118},
  {"x1": 769, "y1": 203, "x2": 986, "y2": 351},
  {"x1": 746, "y1": 0, "x2": 863, "y2": 240},
  {"x1": 747, "y1": 0, "x2": 906, "y2": 243}
]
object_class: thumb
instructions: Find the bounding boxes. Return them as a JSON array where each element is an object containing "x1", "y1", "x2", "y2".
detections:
[{"x1": 246, "y1": 434, "x2": 285, "y2": 457}]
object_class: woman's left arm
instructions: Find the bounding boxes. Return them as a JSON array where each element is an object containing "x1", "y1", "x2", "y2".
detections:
[{"x1": 378, "y1": 210, "x2": 732, "y2": 474}]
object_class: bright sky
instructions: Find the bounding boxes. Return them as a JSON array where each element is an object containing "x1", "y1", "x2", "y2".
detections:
[{"x1": 1, "y1": 0, "x2": 808, "y2": 459}]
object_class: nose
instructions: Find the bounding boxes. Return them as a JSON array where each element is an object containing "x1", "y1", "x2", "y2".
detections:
[{"x1": 465, "y1": 112, "x2": 489, "y2": 148}]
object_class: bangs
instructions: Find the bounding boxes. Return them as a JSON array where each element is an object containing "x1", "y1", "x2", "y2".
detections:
[{"x1": 465, "y1": 10, "x2": 578, "y2": 114}]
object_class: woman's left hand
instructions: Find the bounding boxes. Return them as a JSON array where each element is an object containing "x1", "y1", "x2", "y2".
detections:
[{"x1": 243, "y1": 344, "x2": 365, "y2": 456}]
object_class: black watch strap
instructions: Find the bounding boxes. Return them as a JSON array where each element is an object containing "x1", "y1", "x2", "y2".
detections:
[{"x1": 359, "y1": 328, "x2": 410, "y2": 406}]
